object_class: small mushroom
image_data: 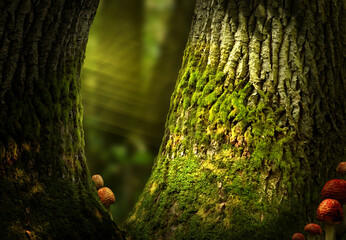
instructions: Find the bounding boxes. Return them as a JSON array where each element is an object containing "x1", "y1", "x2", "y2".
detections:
[
  {"x1": 98, "y1": 187, "x2": 116, "y2": 220},
  {"x1": 91, "y1": 174, "x2": 104, "y2": 190},
  {"x1": 317, "y1": 199, "x2": 343, "y2": 240},
  {"x1": 25, "y1": 230, "x2": 32, "y2": 239},
  {"x1": 336, "y1": 164, "x2": 346, "y2": 229},
  {"x1": 337, "y1": 162, "x2": 346, "y2": 175},
  {"x1": 292, "y1": 233, "x2": 305, "y2": 240},
  {"x1": 304, "y1": 223, "x2": 322, "y2": 240}
]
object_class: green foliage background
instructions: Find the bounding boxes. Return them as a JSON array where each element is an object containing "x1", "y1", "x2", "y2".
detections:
[{"x1": 81, "y1": 0, "x2": 194, "y2": 224}]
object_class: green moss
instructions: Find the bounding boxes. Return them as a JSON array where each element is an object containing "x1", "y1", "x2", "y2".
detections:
[
  {"x1": 53, "y1": 103, "x2": 62, "y2": 120},
  {"x1": 126, "y1": 154, "x2": 307, "y2": 240},
  {"x1": 201, "y1": 81, "x2": 215, "y2": 95},
  {"x1": 51, "y1": 75, "x2": 61, "y2": 102},
  {"x1": 202, "y1": 92, "x2": 218, "y2": 106},
  {"x1": 0, "y1": 173, "x2": 123, "y2": 239},
  {"x1": 250, "y1": 140, "x2": 269, "y2": 170},
  {"x1": 69, "y1": 78, "x2": 78, "y2": 99},
  {"x1": 196, "y1": 72, "x2": 209, "y2": 91},
  {"x1": 61, "y1": 78, "x2": 71, "y2": 99},
  {"x1": 62, "y1": 108, "x2": 70, "y2": 125},
  {"x1": 188, "y1": 72, "x2": 197, "y2": 87},
  {"x1": 34, "y1": 95, "x2": 51, "y2": 120},
  {"x1": 61, "y1": 98, "x2": 73, "y2": 125},
  {"x1": 191, "y1": 92, "x2": 201, "y2": 106},
  {"x1": 177, "y1": 72, "x2": 189, "y2": 91}
]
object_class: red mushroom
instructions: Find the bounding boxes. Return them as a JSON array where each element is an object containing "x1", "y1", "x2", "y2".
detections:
[
  {"x1": 304, "y1": 223, "x2": 322, "y2": 240},
  {"x1": 321, "y1": 179, "x2": 346, "y2": 204},
  {"x1": 317, "y1": 199, "x2": 343, "y2": 240},
  {"x1": 321, "y1": 179, "x2": 346, "y2": 226},
  {"x1": 91, "y1": 174, "x2": 104, "y2": 190},
  {"x1": 337, "y1": 162, "x2": 346, "y2": 175},
  {"x1": 292, "y1": 233, "x2": 305, "y2": 240},
  {"x1": 98, "y1": 187, "x2": 116, "y2": 220}
]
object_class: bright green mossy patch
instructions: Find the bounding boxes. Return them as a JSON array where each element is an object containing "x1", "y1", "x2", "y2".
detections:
[
  {"x1": 164, "y1": 58, "x2": 305, "y2": 188},
  {"x1": 125, "y1": 154, "x2": 307, "y2": 240}
]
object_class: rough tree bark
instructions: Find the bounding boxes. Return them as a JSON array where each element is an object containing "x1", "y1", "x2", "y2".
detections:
[
  {"x1": 126, "y1": 0, "x2": 346, "y2": 239},
  {"x1": 0, "y1": 1, "x2": 124, "y2": 239}
]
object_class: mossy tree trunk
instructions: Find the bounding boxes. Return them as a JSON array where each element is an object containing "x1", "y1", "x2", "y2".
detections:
[
  {"x1": 0, "y1": 1, "x2": 123, "y2": 239},
  {"x1": 125, "y1": 0, "x2": 346, "y2": 239}
]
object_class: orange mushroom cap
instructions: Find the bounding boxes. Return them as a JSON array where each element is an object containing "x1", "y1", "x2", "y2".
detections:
[
  {"x1": 92, "y1": 174, "x2": 104, "y2": 190},
  {"x1": 304, "y1": 223, "x2": 322, "y2": 235},
  {"x1": 292, "y1": 233, "x2": 305, "y2": 240},
  {"x1": 98, "y1": 187, "x2": 116, "y2": 208},
  {"x1": 317, "y1": 199, "x2": 343, "y2": 224}
]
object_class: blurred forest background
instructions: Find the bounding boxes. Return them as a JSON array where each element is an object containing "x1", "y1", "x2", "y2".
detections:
[{"x1": 81, "y1": 0, "x2": 195, "y2": 224}]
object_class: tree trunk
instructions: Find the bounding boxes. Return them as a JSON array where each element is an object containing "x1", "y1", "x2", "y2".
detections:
[
  {"x1": 125, "y1": 0, "x2": 346, "y2": 239},
  {"x1": 0, "y1": 1, "x2": 124, "y2": 239}
]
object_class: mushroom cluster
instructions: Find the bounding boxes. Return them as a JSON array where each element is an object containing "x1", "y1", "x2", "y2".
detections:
[
  {"x1": 316, "y1": 163, "x2": 346, "y2": 240},
  {"x1": 293, "y1": 161, "x2": 346, "y2": 240},
  {"x1": 92, "y1": 174, "x2": 116, "y2": 220}
]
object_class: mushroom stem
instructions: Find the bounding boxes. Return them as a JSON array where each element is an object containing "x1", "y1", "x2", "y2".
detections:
[
  {"x1": 107, "y1": 206, "x2": 113, "y2": 220},
  {"x1": 325, "y1": 224, "x2": 336, "y2": 240},
  {"x1": 343, "y1": 205, "x2": 346, "y2": 226},
  {"x1": 306, "y1": 234, "x2": 316, "y2": 240}
]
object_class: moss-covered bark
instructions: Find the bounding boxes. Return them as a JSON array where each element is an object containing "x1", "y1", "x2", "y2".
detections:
[
  {"x1": 125, "y1": 0, "x2": 346, "y2": 239},
  {"x1": 0, "y1": 1, "x2": 124, "y2": 239}
]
